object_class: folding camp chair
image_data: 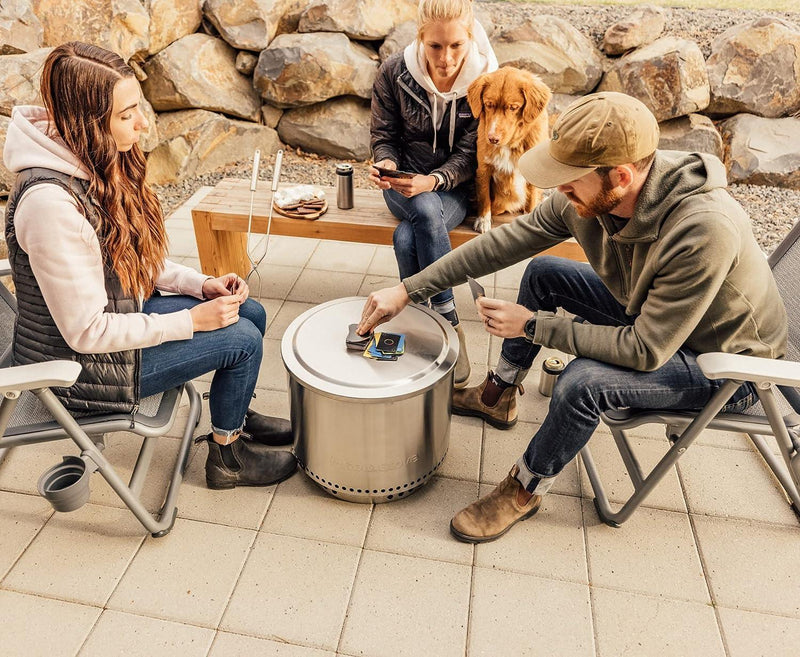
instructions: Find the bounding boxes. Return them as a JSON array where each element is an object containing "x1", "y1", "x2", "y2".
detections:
[
  {"x1": 580, "y1": 221, "x2": 800, "y2": 527},
  {"x1": 0, "y1": 260, "x2": 202, "y2": 537}
]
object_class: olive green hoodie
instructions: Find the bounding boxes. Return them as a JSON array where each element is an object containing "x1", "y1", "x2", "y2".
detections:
[{"x1": 404, "y1": 151, "x2": 787, "y2": 371}]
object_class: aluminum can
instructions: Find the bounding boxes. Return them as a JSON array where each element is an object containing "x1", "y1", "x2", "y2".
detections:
[
  {"x1": 336, "y1": 163, "x2": 354, "y2": 209},
  {"x1": 538, "y1": 356, "x2": 565, "y2": 397}
]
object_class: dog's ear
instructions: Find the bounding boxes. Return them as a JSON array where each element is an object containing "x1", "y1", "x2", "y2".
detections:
[
  {"x1": 467, "y1": 74, "x2": 490, "y2": 118},
  {"x1": 521, "y1": 72, "x2": 553, "y2": 124}
]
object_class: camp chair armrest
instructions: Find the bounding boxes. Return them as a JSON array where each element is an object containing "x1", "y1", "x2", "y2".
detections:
[
  {"x1": 0, "y1": 360, "x2": 82, "y2": 393},
  {"x1": 0, "y1": 259, "x2": 10, "y2": 276},
  {"x1": 697, "y1": 352, "x2": 800, "y2": 388}
]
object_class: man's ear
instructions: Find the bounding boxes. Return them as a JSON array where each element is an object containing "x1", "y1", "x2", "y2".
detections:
[{"x1": 612, "y1": 165, "x2": 635, "y2": 190}]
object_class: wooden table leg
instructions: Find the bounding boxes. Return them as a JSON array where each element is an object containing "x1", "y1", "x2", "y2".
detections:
[{"x1": 191, "y1": 209, "x2": 249, "y2": 278}]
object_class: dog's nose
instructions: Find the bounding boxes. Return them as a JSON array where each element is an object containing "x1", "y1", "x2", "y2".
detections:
[{"x1": 488, "y1": 135, "x2": 500, "y2": 144}]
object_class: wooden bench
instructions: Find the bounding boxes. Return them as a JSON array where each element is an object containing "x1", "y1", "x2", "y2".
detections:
[{"x1": 190, "y1": 178, "x2": 587, "y2": 278}]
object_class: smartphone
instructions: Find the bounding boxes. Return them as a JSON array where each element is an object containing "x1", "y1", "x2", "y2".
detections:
[
  {"x1": 467, "y1": 276, "x2": 485, "y2": 302},
  {"x1": 373, "y1": 165, "x2": 415, "y2": 179}
]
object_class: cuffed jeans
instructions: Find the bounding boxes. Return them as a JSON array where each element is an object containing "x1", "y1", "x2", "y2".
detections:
[
  {"x1": 500, "y1": 256, "x2": 756, "y2": 494},
  {"x1": 384, "y1": 188, "x2": 469, "y2": 308},
  {"x1": 139, "y1": 295, "x2": 266, "y2": 437}
]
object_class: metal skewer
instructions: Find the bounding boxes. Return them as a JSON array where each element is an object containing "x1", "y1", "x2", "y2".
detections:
[{"x1": 245, "y1": 149, "x2": 283, "y2": 298}]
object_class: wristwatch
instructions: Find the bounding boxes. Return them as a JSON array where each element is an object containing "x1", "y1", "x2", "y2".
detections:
[
  {"x1": 431, "y1": 172, "x2": 445, "y2": 192},
  {"x1": 523, "y1": 314, "x2": 537, "y2": 342}
]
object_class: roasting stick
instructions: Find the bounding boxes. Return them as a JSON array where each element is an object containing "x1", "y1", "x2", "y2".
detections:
[{"x1": 245, "y1": 149, "x2": 283, "y2": 298}]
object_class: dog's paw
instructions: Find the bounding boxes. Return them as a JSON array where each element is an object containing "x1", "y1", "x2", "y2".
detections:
[{"x1": 473, "y1": 215, "x2": 492, "y2": 233}]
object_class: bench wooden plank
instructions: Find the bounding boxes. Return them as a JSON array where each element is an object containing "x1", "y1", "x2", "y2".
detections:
[{"x1": 191, "y1": 178, "x2": 587, "y2": 278}]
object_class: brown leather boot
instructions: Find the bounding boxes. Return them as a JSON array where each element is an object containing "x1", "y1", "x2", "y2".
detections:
[
  {"x1": 199, "y1": 434, "x2": 297, "y2": 490},
  {"x1": 450, "y1": 466, "x2": 541, "y2": 543},
  {"x1": 452, "y1": 371, "x2": 522, "y2": 429},
  {"x1": 453, "y1": 323, "x2": 471, "y2": 389}
]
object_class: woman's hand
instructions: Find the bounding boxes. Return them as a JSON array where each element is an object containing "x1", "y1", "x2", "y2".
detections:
[
  {"x1": 369, "y1": 159, "x2": 396, "y2": 190},
  {"x1": 476, "y1": 297, "x2": 534, "y2": 338},
  {"x1": 202, "y1": 273, "x2": 249, "y2": 303},
  {"x1": 389, "y1": 174, "x2": 437, "y2": 198},
  {"x1": 190, "y1": 295, "x2": 243, "y2": 332},
  {"x1": 359, "y1": 283, "x2": 411, "y2": 334}
]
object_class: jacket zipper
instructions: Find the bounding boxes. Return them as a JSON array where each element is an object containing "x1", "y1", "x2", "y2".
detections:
[{"x1": 130, "y1": 296, "x2": 142, "y2": 429}]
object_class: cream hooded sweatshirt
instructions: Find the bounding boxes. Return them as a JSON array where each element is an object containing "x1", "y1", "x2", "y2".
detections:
[
  {"x1": 403, "y1": 19, "x2": 498, "y2": 153},
  {"x1": 3, "y1": 105, "x2": 209, "y2": 354}
]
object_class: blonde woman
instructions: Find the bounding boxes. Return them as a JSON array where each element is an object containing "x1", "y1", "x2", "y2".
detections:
[{"x1": 369, "y1": 0, "x2": 497, "y2": 387}]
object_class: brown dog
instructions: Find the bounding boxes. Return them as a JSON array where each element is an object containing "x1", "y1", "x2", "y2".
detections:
[{"x1": 467, "y1": 67, "x2": 552, "y2": 233}]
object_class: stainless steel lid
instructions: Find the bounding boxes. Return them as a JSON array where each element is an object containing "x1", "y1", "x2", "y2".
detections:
[{"x1": 281, "y1": 297, "x2": 457, "y2": 400}]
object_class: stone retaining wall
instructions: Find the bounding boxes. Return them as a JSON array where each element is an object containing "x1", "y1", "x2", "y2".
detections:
[{"x1": 1, "y1": 0, "x2": 799, "y2": 193}]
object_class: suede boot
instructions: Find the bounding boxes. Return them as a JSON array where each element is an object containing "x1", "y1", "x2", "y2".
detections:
[
  {"x1": 450, "y1": 465, "x2": 541, "y2": 543},
  {"x1": 243, "y1": 410, "x2": 293, "y2": 446},
  {"x1": 453, "y1": 323, "x2": 471, "y2": 389},
  {"x1": 452, "y1": 371, "x2": 522, "y2": 429},
  {"x1": 199, "y1": 434, "x2": 297, "y2": 490}
]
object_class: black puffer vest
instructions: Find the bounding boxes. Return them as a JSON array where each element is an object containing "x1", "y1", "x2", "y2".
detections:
[{"x1": 5, "y1": 167, "x2": 140, "y2": 415}]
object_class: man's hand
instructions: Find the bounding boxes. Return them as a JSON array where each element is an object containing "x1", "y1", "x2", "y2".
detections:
[
  {"x1": 387, "y1": 174, "x2": 437, "y2": 198},
  {"x1": 202, "y1": 273, "x2": 249, "y2": 303},
  {"x1": 359, "y1": 283, "x2": 411, "y2": 334},
  {"x1": 476, "y1": 297, "x2": 534, "y2": 338},
  {"x1": 190, "y1": 295, "x2": 243, "y2": 332},
  {"x1": 369, "y1": 159, "x2": 396, "y2": 190}
]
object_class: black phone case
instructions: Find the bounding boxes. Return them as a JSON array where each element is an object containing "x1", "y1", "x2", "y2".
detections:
[{"x1": 376, "y1": 333, "x2": 402, "y2": 354}]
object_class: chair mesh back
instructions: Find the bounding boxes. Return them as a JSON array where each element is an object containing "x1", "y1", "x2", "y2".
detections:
[
  {"x1": 0, "y1": 284, "x2": 17, "y2": 366},
  {"x1": 747, "y1": 221, "x2": 800, "y2": 418}
]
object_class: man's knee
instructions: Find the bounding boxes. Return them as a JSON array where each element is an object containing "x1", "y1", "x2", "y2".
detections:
[{"x1": 550, "y1": 358, "x2": 607, "y2": 412}]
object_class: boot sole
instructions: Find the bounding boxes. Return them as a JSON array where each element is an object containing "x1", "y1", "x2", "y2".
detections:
[
  {"x1": 449, "y1": 504, "x2": 540, "y2": 544},
  {"x1": 453, "y1": 378, "x2": 469, "y2": 390},
  {"x1": 206, "y1": 463, "x2": 298, "y2": 490},
  {"x1": 452, "y1": 405, "x2": 517, "y2": 430}
]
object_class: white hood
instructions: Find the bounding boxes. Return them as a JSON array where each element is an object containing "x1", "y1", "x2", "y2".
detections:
[
  {"x1": 403, "y1": 19, "x2": 498, "y2": 152},
  {"x1": 3, "y1": 106, "x2": 89, "y2": 180}
]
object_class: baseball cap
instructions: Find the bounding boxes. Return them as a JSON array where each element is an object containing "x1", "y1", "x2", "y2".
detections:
[{"x1": 519, "y1": 92, "x2": 659, "y2": 189}]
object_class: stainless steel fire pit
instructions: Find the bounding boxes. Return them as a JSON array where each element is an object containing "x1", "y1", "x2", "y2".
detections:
[{"x1": 281, "y1": 297, "x2": 457, "y2": 503}]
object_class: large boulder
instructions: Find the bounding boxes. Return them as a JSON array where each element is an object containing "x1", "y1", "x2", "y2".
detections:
[
  {"x1": 492, "y1": 16, "x2": 603, "y2": 95},
  {"x1": 602, "y1": 5, "x2": 666, "y2": 56},
  {"x1": 254, "y1": 32, "x2": 378, "y2": 108},
  {"x1": 138, "y1": 96, "x2": 159, "y2": 153},
  {"x1": 277, "y1": 96, "x2": 370, "y2": 160},
  {"x1": 598, "y1": 37, "x2": 709, "y2": 121},
  {"x1": 145, "y1": 109, "x2": 281, "y2": 185},
  {"x1": 203, "y1": 0, "x2": 289, "y2": 52},
  {"x1": 1, "y1": 114, "x2": 14, "y2": 196},
  {"x1": 1, "y1": 0, "x2": 43, "y2": 55},
  {"x1": 146, "y1": 0, "x2": 202, "y2": 55},
  {"x1": 378, "y1": 20, "x2": 415, "y2": 61},
  {"x1": 142, "y1": 33, "x2": 261, "y2": 121},
  {"x1": 719, "y1": 114, "x2": 800, "y2": 189},
  {"x1": 0, "y1": 47, "x2": 51, "y2": 116},
  {"x1": 658, "y1": 113, "x2": 723, "y2": 160},
  {"x1": 706, "y1": 18, "x2": 800, "y2": 119},
  {"x1": 32, "y1": 0, "x2": 149, "y2": 61},
  {"x1": 298, "y1": 0, "x2": 417, "y2": 40}
]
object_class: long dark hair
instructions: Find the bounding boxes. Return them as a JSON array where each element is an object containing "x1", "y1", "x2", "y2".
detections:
[{"x1": 40, "y1": 42, "x2": 167, "y2": 299}]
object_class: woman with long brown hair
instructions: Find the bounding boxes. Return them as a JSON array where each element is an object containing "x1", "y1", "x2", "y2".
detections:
[{"x1": 3, "y1": 41, "x2": 296, "y2": 489}]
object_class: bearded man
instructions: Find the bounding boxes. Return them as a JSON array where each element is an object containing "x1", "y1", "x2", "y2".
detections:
[{"x1": 358, "y1": 92, "x2": 787, "y2": 543}]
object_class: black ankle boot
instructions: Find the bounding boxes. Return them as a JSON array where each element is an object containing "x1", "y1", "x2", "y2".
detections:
[
  {"x1": 243, "y1": 410, "x2": 293, "y2": 446},
  {"x1": 198, "y1": 434, "x2": 297, "y2": 490}
]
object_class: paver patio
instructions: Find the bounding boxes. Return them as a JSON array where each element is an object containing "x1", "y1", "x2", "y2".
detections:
[{"x1": 1, "y1": 189, "x2": 798, "y2": 656}]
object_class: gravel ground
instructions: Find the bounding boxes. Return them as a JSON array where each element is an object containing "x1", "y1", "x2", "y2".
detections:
[{"x1": 153, "y1": 2, "x2": 800, "y2": 254}]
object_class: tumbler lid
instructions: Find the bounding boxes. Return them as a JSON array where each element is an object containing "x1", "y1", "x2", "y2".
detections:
[
  {"x1": 336, "y1": 163, "x2": 353, "y2": 174},
  {"x1": 281, "y1": 297, "x2": 457, "y2": 400}
]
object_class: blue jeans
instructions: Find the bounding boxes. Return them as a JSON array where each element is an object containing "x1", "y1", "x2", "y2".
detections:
[
  {"x1": 501, "y1": 257, "x2": 756, "y2": 493},
  {"x1": 384, "y1": 188, "x2": 469, "y2": 308},
  {"x1": 139, "y1": 295, "x2": 267, "y2": 437}
]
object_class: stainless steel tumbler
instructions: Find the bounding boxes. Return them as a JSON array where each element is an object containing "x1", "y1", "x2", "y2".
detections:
[
  {"x1": 538, "y1": 356, "x2": 565, "y2": 397},
  {"x1": 336, "y1": 163, "x2": 354, "y2": 209}
]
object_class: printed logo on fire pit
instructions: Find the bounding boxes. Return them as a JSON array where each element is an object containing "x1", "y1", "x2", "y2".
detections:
[{"x1": 328, "y1": 454, "x2": 418, "y2": 472}]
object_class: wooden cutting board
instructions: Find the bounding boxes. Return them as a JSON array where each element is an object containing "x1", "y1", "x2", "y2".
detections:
[{"x1": 272, "y1": 199, "x2": 328, "y2": 221}]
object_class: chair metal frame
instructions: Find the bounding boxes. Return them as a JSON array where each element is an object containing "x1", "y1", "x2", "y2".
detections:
[
  {"x1": 0, "y1": 260, "x2": 202, "y2": 537},
  {"x1": 579, "y1": 223, "x2": 800, "y2": 528}
]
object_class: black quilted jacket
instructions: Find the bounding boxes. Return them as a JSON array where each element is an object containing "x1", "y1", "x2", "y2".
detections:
[{"x1": 370, "y1": 52, "x2": 478, "y2": 192}]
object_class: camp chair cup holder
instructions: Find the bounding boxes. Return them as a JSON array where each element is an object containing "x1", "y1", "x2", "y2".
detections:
[{"x1": 37, "y1": 451, "x2": 100, "y2": 513}]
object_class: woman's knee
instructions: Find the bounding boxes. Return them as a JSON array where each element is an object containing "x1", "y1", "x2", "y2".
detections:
[
  {"x1": 239, "y1": 298, "x2": 266, "y2": 335},
  {"x1": 224, "y1": 316, "x2": 264, "y2": 360},
  {"x1": 405, "y1": 193, "x2": 443, "y2": 226}
]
